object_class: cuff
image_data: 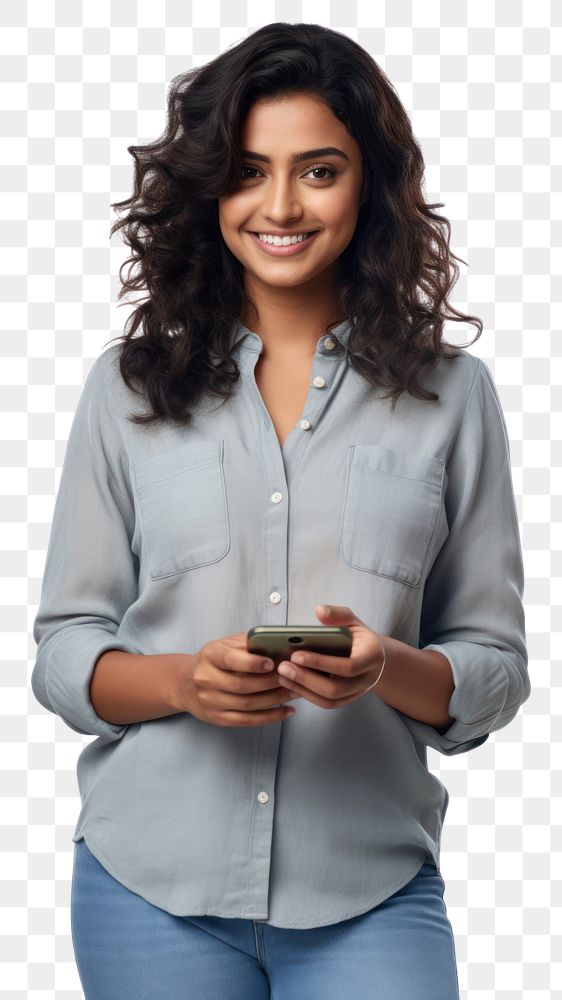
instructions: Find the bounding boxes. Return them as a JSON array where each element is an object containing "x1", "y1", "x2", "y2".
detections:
[
  {"x1": 400, "y1": 640, "x2": 509, "y2": 756},
  {"x1": 41, "y1": 627, "x2": 135, "y2": 741}
]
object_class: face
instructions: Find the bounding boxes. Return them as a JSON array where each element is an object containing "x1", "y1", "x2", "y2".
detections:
[{"x1": 218, "y1": 92, "x2": 366, "y2": 298}]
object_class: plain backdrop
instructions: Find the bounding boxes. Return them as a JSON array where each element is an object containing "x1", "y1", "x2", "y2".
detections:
[{"x1": 10, "y1": 2, "x2": 557, "y2": 998}]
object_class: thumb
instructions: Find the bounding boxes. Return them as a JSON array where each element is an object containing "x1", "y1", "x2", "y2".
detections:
[{"x1": 315, "y1": 604, "x2": 361, "y2": 625}]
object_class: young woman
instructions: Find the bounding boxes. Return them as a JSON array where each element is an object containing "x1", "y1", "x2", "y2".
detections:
[{"x1": 31, "y1": 21, "x2": 530, "y2": 1000}]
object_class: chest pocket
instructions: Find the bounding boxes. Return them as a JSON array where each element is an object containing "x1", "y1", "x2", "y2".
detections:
[
  {"x1": 340, "y1": 443, "x2": 444, "y2": 588},
  {"x1": 132, "y1": 440, "x2": 230, "y2": 581}
]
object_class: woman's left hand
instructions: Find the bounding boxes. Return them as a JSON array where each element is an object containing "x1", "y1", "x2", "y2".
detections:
[{"x1": 276, "y1": 605, "x2": 386, "y2": 710}]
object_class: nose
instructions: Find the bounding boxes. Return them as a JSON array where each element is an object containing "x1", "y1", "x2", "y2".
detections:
[{"x1": 261, "y1": 174, "x2": 304, "y2": 226}]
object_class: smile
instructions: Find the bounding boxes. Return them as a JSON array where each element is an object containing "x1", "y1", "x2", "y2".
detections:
[{"x1": 246, "y1": 230, "x2": 320, "y2": 256}]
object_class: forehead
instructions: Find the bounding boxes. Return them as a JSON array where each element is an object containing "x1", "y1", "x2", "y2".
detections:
[{"x1": 241, "y1": 93, "x2": 351, "y2": 144}]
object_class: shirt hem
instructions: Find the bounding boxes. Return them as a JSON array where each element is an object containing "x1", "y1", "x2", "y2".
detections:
[
  {"x1": 264, "y1": 855, "x2": 437, "y2": 928},
  {"x1": 73, "y1": 833, "x2": 436, "y2": 929}
]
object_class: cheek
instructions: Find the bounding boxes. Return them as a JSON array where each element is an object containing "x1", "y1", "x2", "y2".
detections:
[
  {"x1": 320, "y1": 186, "x2": 360, "y2": 226},
  {"x1": 220, "y1": 231, "x2": 247, "y2": 265},
  {"x1": 337, "y1": 193, "x2": 363, "y2": 242},
  {"x1": 219, "y1": 189, "x2": 253, "y2": 219},
  {"x1": 217, "y1": 216, "x2": 252, "y2": 265},
  {"x1": 218, "y1": 197, "x2": 242, "y2": 235},
  {"x1": 334, "y1": 187, "x2": 361, "y2": 219},
  {"x1": 218, "y1": 208, "x2": 244, "y2": 256}
]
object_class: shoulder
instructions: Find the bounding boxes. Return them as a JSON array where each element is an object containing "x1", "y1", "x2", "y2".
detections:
[
  {"x1": 432, "y1": 346, "x2": 482, "y2": 399},
  {"x1": 406, "y1": 349, "x2": 504, "y2": 452},
  {"x1": 434, "y1": 350, "x2": 511, "y2": 459},
  {"x1": 83, "y1": 341, "x2": 136, "y2": 417},
  {"x1": 398, "y1": 348, "x2": 483, "y2": 429},
  {"x1": 79, "y1": 342, "x2": 122, "y2": 395},
  {"x1": 90, "y1": 341, "x2": 124, "y2": 386},
  {"x1": 436, "y1": 350, "x2": 501, "y2": 417},
  {"x1": 430, "y1": 348, "x2": 506, "y2": 422}
]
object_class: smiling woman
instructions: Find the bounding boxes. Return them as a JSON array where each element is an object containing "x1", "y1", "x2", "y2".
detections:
[{"x1": 31, "y1": 19, "x2": 529, "y2": 1000}]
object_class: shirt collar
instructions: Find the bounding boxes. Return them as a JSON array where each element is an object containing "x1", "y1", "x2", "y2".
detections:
[{"x1": 230, "y1": 316, "x2": 353, "y2": 353}]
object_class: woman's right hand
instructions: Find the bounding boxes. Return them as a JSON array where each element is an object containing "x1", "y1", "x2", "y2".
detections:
[{"x1": 170, "y1": 632, "x2": 300, "y2": 727}]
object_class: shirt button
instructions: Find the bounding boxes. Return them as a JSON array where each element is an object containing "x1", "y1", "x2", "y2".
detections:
[
  {"x1": 324, "y1": 337, "x2": 336, "y2": 350},
  {"x1": 300, "y1": 420, "x2": 311, "y2": 430},
  {"x1": 257, "y1": 791, "x2": 269, "y2": 804},
  {"x1": 271, "y1": 492, "x2": 282, "y2": 503},
  {"x1": 270, "y1": 592, "x2": 282, "y2": 604},
  {"x1": 312, "y1": 376, "x2": 325, "y2": 388}
]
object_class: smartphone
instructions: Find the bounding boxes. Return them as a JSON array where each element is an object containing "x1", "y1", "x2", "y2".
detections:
[{"x1": 247, "y1": 626, "x2": 352, "y2": 666}]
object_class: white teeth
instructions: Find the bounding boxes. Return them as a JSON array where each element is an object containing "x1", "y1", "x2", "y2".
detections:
[{"x1": 257, "y1": 232, "x2": 314, "y2": 246}]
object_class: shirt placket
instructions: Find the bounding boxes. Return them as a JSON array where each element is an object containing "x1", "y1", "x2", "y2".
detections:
[{"x1": 239, "y1": 333, "x2": 344, "y2": 915}]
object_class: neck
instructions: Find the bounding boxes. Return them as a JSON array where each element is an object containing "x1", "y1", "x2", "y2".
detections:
[{"x1": 241, "y1": 275, "x2": 345, "y2": 360}]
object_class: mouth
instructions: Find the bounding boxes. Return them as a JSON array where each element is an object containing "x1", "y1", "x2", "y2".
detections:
[{"x1": 245, "y1": 230, "x2": 321, "y2": 257}]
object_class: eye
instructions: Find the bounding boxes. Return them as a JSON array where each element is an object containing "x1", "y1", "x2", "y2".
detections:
[
  {"x1": 240, "y1": 163, "x2": 337, "y2": 181},
  {"x1": 304, "y1": 163, "x2": 337, "y2": 180},
  {"x1": 240, "y1": 166, "x2": 261, "y2": 180}
]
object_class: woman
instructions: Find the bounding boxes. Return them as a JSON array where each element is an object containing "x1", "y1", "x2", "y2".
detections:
[{"x1": 31, "y1": 21, "x2": 530, "y2": 1000}]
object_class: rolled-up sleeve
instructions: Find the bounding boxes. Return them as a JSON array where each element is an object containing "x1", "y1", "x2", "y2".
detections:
[
  {"x1": 31, "y1": 351, "x2": 139, "y2": 741},
  {"x1": 403, "y1": 357, "x2": 530, "y2": 757}
]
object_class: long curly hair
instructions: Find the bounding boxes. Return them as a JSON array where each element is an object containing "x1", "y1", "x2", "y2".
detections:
[{"x1": 108, "y1": 21, "x2": 482, "y2": 426}]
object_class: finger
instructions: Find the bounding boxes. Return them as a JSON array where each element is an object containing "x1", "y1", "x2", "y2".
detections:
[
  {"x1": 279, "y1": 659, "x2": 372, "y2": 701},
  {"x1": 288, "y1": 649, "x2": 363, "y2": 677},
  {"x1": 225, "y1": 633, "x2": 252, "y2": 649},
  {"x1": 210, "y1": 685, "x2": 300, "y2": 710},
  {"x1": 205, "y1": 661, "x2": 292, "y2": 695},
  {"x1": 223, "y1": 646, "x2": 276, "y2": 673},
  {"x1": 316, "y1": 604, "x2": 362, "y2": 626},
  {"x1": 276, "y1": 669, "x2": 362, "y2": 710}
]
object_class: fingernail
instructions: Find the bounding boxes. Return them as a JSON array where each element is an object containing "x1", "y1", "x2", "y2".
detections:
[
  {"x1": 262, "y1": 660, "x2": 274, "y2": 670},
  {"x1": 278, "y1": 662, "x2": 296, "y2": 679}
]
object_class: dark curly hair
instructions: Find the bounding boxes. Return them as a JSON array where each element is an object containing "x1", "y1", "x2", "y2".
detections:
[{"x1": 107, "y1": 21, "x2": 482, "y2": 426}]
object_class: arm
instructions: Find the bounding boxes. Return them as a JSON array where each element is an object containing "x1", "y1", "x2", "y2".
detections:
[
  {"x1": 370, "y1": 639, "x2": 455, "y2": 731},
  {"x1": 31, "y1": 350, "x2": 141, "y2": 741},
  {"x1": 89, "y1": 649, "x2": 192, "y2": 725},
  {"x1": 395, "y1": 358, "x2": 530, "y2": 757}
]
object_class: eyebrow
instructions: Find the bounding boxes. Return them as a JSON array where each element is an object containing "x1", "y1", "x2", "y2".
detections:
[{"x1": 240, "y1": 147, "x2": 350, "y2": 164}]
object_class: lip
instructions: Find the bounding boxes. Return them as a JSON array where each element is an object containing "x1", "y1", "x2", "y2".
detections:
[{"x1": 246, "y1": 230, "x2": 320, "y2": 256}]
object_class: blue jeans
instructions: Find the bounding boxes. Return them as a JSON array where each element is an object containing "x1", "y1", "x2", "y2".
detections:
[{"x1": 71, "y1": 837, "x2": 460, "y2": 999}]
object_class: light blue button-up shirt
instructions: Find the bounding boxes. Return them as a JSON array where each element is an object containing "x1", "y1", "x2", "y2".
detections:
[{"x1": 31, "y1": 317, "x2": 530, "y2": 928}]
